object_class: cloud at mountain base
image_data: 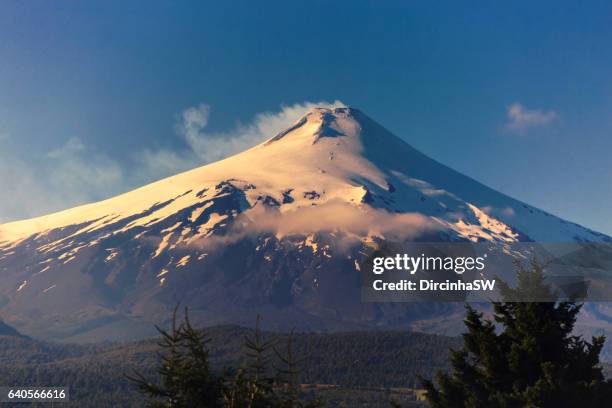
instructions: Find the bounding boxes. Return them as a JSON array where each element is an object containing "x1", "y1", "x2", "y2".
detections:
[
  {"x1": 244, "y1": 202, "x2": 435, "y2": 240},
  {"x1": 188, "y1": 201, "x2": 439, "y2": 252}
]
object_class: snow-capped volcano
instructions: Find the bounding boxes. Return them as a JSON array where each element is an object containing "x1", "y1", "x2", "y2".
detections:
[
  {"x1": 1, "y1": 107, "x2": 605, "y2": 244},
  {"x1": 0, "y1": 107, "x2": 609, "y2": 341}
]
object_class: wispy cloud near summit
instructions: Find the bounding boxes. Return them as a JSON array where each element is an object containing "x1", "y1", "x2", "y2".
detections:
[
  {"x1": 0, "y1": 100, "x2": 345, "y2": 223},
  {"x1": 137, "y1": 100, "x2": 346, "y2": 178},
  {"x1": 180, "y1": 100, "x2": 346, "y2": 163}
]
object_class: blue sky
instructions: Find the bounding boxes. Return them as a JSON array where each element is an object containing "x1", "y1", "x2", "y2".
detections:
[{"x1": 1, "y1": 0, "x2": 612, "y2": 235}]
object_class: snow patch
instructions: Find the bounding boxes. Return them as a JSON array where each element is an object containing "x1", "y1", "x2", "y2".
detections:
[
  {"x1": 42, "y1": 284, "x2": 56, "y2": 293},
  {"x1": 105, "y1": 248, "x2": 118, "y2": 262},
  {"x1": 176, "y1": 255, "x2": 191, "y2": 267},
  {"x1": 17, "y1": 280, "x2": 27, "y2": 292}
]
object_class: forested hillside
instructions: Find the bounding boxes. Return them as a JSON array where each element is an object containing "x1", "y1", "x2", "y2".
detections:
[{"x1": 0, "y1": 327, "x2": 460, "y2": 407}]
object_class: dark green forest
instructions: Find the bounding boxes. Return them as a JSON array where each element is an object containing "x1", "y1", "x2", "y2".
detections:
[{"x1": 0, "y1": 327, "x2": 459, "y2": 407}]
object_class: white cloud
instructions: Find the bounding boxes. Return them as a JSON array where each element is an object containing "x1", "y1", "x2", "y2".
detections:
[
  {"x1": 505, "y1": 103, "x2": 558, "y2": 133},
  {"x1": 134, "y1": 148, "x2": 200, "y2": 183},
  {"x1": 0, "y1": 155, "x2": 50, "y2": 223},
  {"x1": 190, "y1": 201, "x2": 438, "y2": 251},
  {"x1": 45, "y1": 137, "x2": 124, "y2": 204},
  {"x1": 182, "y1": 100, "x2": 346, "y2": 163},
  {"x1": 140, "y1": 100, "x2": 345, "y2": 175},
  {"x1": 46, "y1": 136, "x2": 86, "y2": 158},
  {"x1": 0, "y1": 100, "x2": 345, "y2": 223},
  {"x1": 0, "y1": 136, "x2": 125, "y2": 223}
]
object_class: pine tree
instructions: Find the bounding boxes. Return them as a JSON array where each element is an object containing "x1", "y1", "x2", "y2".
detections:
[
  {"x1": 129, "y1": 312, "x2": 322, "y2": 407},
  {"x1": 422, "y1": 258, "x2": 612, "y2": 408},
  {"x1": 127, "y1": 306, "x2": 224, "y2": 407},
  {"x1": 273, "y1": 330, "x2": 321, "y2": 408},
  {"x1": 223, "y1": 315, "x2": 278, "y2": 407},
  {"x1": 223, "y1": 318, "x2": 322, "y2": 408}
]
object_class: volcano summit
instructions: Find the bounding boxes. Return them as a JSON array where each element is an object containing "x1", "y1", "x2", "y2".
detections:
[{"x1": 0, "y1": 107, "x2": 609, "y2": 341}]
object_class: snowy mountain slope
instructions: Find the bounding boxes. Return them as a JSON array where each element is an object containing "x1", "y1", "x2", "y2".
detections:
[{"x1": 0, "y1": 107, "x2": 609, "y2": 340}]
